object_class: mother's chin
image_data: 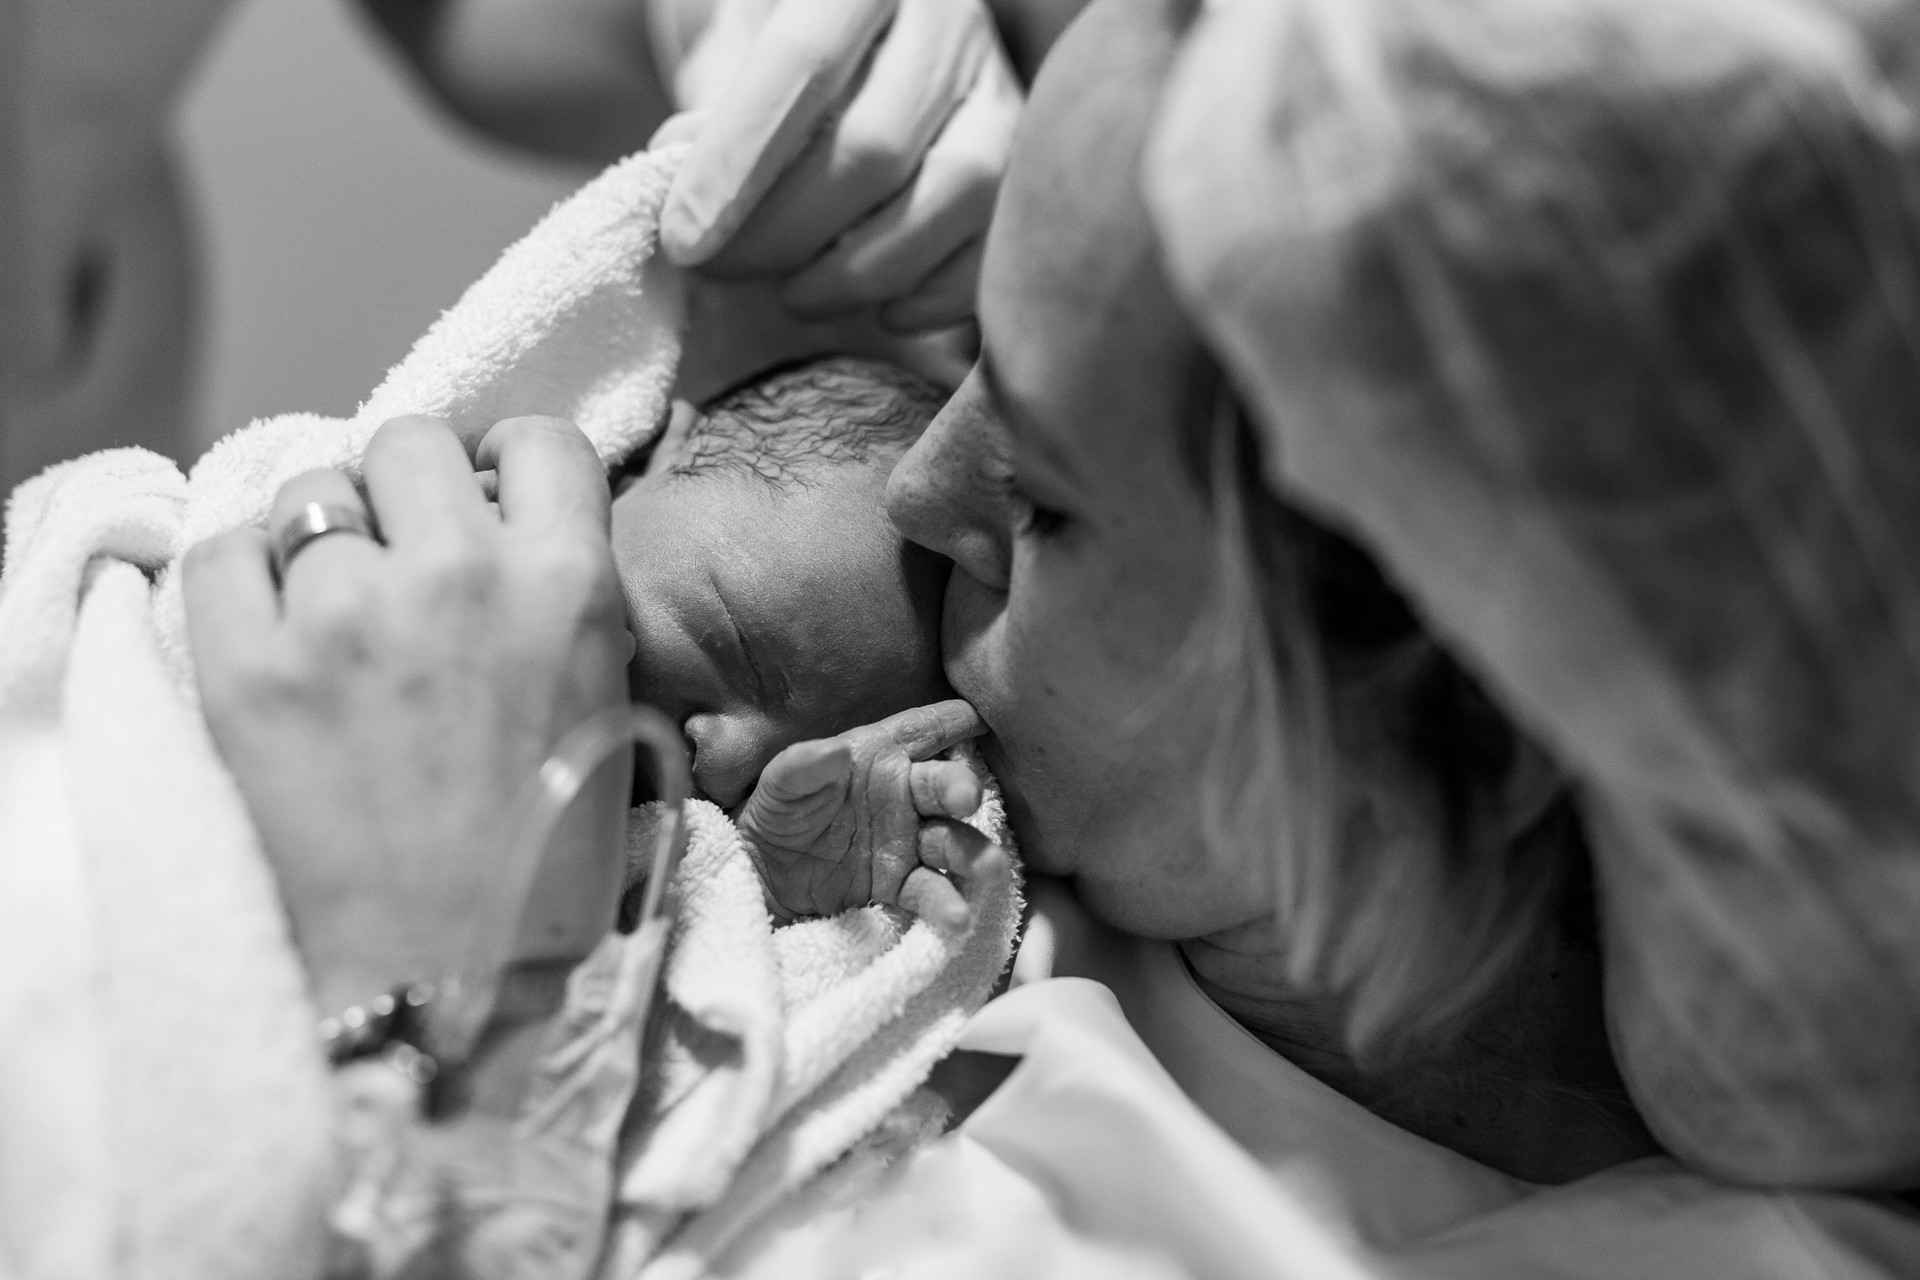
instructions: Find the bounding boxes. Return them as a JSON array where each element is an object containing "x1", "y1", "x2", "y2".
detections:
[
  {"x1": 939, "y1": 638, "x2": 1087, "y2": 886},
  {"x1": 967, "y1": 706, "x2": 1274, "y2": 946},
  {"x1": 969, "y1": 725, "x2": 1062, "y2": 873},
  {"x1": 938, "y1": 666, "x2": 1067, "y2": 881}
]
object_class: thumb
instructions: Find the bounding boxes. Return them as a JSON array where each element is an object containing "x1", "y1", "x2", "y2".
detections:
[
  {"x1": 737, "y1": 738, "x2": 851, "y2": 858},
  {"x1": 753, "y1": 737, "x2": 851, "y2": 801}
]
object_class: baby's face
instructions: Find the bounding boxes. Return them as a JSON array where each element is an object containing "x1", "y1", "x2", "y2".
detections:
[{"x1": 611, "y1": 461, "x2": 951, "y2": 808}]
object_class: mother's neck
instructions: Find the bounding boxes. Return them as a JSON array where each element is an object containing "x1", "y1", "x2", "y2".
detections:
[{"x1": 1181, "y1": 895, "x2": 1661, "y2": 1184}]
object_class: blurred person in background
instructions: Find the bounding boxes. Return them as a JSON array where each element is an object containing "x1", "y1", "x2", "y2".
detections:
[{"x1": 0, "y1": 0, "x2": 1085, "y2": 500}]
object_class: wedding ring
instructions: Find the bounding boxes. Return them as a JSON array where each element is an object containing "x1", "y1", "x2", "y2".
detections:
[{"x1": 271, "y1": 500, "x2": 376, "y2": 579}]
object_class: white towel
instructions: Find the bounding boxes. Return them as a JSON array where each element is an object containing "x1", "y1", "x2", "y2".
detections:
[
  {"x1": 0, "y1": 146, "x2": 684, "y2": 1279},
  {"x1": 0, "y1": 139, "x2": 1019, "y2": 1280},
  {"x1": 146, "y1": 145, "x2": 687, "y2": 688},
  {"x1": 600, "y1": 751, "x2": 1022, "y2": 1280},
  {"x1": 0, "y1": 451, "x2": 334, "y2": 1280}
]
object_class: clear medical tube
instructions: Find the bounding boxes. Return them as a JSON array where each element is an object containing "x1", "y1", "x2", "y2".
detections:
[{"x1": 439, "y1": 704, "x2": 690, "y2": 1055}]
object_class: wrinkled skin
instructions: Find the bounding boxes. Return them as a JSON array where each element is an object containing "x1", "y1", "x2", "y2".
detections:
[{"x1": 735, "y1": 700, "x2": 989, "y2": 927}]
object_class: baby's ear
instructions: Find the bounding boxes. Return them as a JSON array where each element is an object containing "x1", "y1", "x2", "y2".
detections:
[{"x1": 644, "y1": 400, "x2": 701, "y2": 478}]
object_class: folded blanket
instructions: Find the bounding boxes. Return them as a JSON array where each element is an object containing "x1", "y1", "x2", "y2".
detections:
[
  {"x1": 0, "y1": 143, "x2": 687, "y2": 1280},
  {"x1": 0, "y1": 447, "x2": 334, "y2": 1280},
  {"x1": 0, "y1": 141, "x2": 1014, "y2": 1278}
]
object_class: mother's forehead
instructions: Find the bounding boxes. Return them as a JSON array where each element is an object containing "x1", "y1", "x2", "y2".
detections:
[
  {"x1": 1007, "y1": 0, "x2": 1186, "y2": 265},
  {"x1": 983, "y1": 0, "x2": 1199, "y2": 392}
]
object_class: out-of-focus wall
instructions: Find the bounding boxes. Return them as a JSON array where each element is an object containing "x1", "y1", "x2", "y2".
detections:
[{"x1": 175, "y1": 0, "x2": 590, "y2": 454}]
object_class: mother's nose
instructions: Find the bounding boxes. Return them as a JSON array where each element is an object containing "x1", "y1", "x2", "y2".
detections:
[{"x1": 886, "y1": 367, "x2": 1014, "y2": 591}]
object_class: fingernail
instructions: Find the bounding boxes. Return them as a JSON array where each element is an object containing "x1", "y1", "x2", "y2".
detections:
[
  {"x1": 945, "y1": 778, "x2": 981, "y2": 815},
  {"x1": 659, "y1": 195, "x2": 707, "y2": 266},
  {"x1": 648, "y1": 110, "x2": 706, "y2": 151},
  {"x1": 660, "y1": 175, "x2": 727, "y2": 266}
]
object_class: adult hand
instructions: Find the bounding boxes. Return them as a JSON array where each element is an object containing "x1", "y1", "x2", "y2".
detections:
[
  {"x1": 659, "y1": 0, "x2": 1023, "y2": 332},
  {"x1": 735, "y1": 700, "x2": 995, "y2": 928},
  {"x1": 183, "y1": 416, "x2": 635, "y2": 1019}
]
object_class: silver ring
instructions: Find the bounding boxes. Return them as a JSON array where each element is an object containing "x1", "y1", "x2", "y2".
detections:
[{"x1": 271, "y1": 500, "x2": 376, "y2": 579}]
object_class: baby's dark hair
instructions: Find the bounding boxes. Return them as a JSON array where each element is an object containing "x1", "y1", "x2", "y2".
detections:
[{"x1": 668, "y1": 356, "x2": 946, "y2": 490}]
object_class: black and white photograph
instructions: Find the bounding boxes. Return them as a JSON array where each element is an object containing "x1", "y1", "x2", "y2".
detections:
[{"x1": 3, "y1": 0, "x2": 1917, "y2": 1275}]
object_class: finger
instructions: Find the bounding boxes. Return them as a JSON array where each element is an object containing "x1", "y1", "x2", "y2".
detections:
[
  {"x1": 909, "y1": 759, "x2": 982, "y2": 818},
  {"x1": 900, "y1": 866, "x2": 969, "y2": 933},
  {"x1": 182, "y1": 527, "x2": 282, "y2": 682},
  {"x1": 758, "y1": 737, "x2": 853, "y2": 801},
  {"x1": 965, "y1": 841, "x2": 1008, "y2": 894},
  {"x1": 877, "y1": 698, "x2": 985, "y2": 758},
  {"x1": 361, "y1": 416, "x2": 492, "y2": 548},
  {"x1": 880, "y1": 238, "x2": 983, "y2": 334},
  {"x1": 738, "y1": 739, "x2": 852, "y2": 859},
  {"x1": 649, "y1": 109, "x2": 706, "y2": 150},
  {"x1": 475, "y1": 416, "x2": 610, "y2": 539},
  {"x1": 266, "y1": 468, "x2": 382, "y2": 592},
  {"x1": 699, "y1": 0, "x2": 994, "y2": 279},
  {"x1": 918, "y1": 819, "x2": 1009, "y2": 937},
  {"x1": 776, "y1": 159, "x2": 990, "y2": 319},
  {"x1": 661, "y1": 0, "x2": 897, "y2": 266},
  {"x1": 917, "y1": 818, "x2": 996, "y2": 877},
  {"x1": 779, "y1": 51, "x2": 1017, "y2": 317}
]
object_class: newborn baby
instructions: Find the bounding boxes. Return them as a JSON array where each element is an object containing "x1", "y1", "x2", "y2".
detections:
[{"x1": 611, "y1": 357, "x2": 990, "y2": 927}]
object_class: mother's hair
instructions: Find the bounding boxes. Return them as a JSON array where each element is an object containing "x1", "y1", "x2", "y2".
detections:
[
  {"x1": 1165, "y1": 0, "x2": 1920, "y2": 1181},
  {"x1": 1182, "y1": 384, "x2": 1576, "y2": 1057}
]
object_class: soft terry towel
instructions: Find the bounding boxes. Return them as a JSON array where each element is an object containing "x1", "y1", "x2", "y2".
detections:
[
  {"x1": 145, "y1": 144, "x2": 688, "y2": 686},
  {"x1": 0, "y1": 140, "x2": 1014, "y2": 1280},
  {"x1": 0, "y1": 453, "x2": 330, "y2": 1280},
  {"x1": 0, "y1": 145, "x2": 685, "y2": 1280}
]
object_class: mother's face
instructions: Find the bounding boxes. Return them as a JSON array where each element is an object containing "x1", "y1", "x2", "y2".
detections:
[{"x1": 887, "y1": 0, "x2": 1268, "y2": 941}]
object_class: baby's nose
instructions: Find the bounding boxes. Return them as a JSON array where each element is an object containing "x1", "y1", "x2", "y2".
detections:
[{"x1": 682, "y1": 712, "x2": 767, "y2": 810}]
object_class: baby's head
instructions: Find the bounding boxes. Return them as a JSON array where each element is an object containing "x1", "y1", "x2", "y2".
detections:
[{"x1": 612, "y1": 357, "x2": 952, "y2": 807}]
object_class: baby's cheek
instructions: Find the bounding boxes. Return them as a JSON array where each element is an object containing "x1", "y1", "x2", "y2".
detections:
[
  {"x1": 784, "y1": 663, "x2": 921, "y2": 748},
  {"x1": 800, "y1": 540, "x2": 953, "y2": 723},
  {"x1": 874, "y1": 629, "x2": 956, "y2": 720}
]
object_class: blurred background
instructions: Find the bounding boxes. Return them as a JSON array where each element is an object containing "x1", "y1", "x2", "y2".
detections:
[{"x1": 175, "y1": 0, "x2": 592, "y2": 454}]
